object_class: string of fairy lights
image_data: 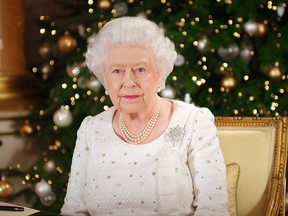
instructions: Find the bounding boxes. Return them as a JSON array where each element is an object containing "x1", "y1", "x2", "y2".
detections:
[{"x1": 0, "y1": 0, "x2": 287, "y2": 210}]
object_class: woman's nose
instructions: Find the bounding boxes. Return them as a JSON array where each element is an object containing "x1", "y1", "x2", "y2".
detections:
[{"x1": 123, "y1": 69, "x2": 136, "y2": 87}]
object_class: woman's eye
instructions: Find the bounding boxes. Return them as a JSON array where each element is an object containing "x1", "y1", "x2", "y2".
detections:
[
  {"x1": 112, "y1": 69, "x2": 122, "y2": 74},
  {"x1": 135, "y1": 67, "x2": 145, "y2": 73}
]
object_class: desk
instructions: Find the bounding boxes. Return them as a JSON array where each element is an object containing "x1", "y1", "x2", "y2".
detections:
[{"x1": 0, "y1": 202, "x2": 39, "y2": 216}]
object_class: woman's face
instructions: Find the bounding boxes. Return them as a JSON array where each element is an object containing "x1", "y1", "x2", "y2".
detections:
[{"x1": 104, "y1": 44, "x2": 160, "y2": 114}]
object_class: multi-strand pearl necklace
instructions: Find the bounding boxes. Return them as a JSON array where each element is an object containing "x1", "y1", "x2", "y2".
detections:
[{"x1": 118, "y1": 99, "x2": 161, "y2": 144}]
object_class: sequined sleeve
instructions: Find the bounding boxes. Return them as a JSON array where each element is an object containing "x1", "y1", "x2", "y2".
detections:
[
  {"x1": 60, "y1": 116, "x2": 92, "y2": 216},
  {"x1": 188, "y1": 108, "x2": 229, "y2": 216}
]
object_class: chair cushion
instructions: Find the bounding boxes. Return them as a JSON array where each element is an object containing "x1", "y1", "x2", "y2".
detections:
[{"x1": 226, "y1": 163, "x2": 240, "y2": 216}]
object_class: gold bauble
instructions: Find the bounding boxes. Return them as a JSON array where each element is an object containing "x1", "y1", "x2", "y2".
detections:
[
  {"x1": 57, "y1": 34, "x2": 77, "y2": 53},
  {"x1": 0, "y1": 179, "x2": 13, "y2": 200},
  {"x1": 20, "y1": 122, "x2": 33, "y2": 136},
  {"x1": 268, "y1": 67, "x2": 282, "y2": 81},
  {"x1": 221, "y1": 76, "x2": 237, "y2": 89},
  {"x1": 255, "y1": 22, "x2": 268, "y2": 38},
  {"x1": 97, "y1": 0, "x2": 111, "y2": 9}
]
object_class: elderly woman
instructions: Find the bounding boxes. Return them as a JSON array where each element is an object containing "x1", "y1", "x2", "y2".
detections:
[{"x1": 61, "y1": 17, "x2": 229, "y2": 215}]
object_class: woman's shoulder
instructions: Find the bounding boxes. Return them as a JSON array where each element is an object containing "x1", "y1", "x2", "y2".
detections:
[
  {"x1": 172, "y1": 99, "x2": 199, "y2": 113},
  {"x1": 79, "y1": 106, "x2": 116, "y2": 127},
  {"x1": 171, "y1": 99, "x2": 214, "y2": 119}
]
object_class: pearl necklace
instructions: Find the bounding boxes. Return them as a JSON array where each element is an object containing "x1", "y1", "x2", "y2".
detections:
[{"x1": 118, "y1": 99, "x2": 161, "y2": 144}]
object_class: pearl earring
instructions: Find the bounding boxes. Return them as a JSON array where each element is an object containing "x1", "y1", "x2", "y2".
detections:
[
  {"x1": 105, "y1": 90, "x2": 109, "y2": 95},
  {"x1": 157, "y1": 87, "x2": 161, "y2": 93}
]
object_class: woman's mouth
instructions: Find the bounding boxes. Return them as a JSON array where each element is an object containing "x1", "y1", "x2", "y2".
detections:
[{"x1": 122, "y1": 95, "x2": 140, "y2": 99}]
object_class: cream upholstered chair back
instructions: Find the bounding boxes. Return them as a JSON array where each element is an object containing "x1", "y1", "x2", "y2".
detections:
[{"x1": 215, "y1": 117, "x2": 288, "y2": 216}]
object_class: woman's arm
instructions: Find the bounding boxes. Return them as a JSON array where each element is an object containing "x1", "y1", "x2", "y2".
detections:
[
  {"x1": 188, "y1": 108, "x2": 229, "y2": 216},
  {"x1": 60, "y1": 116, "x2": 92, "y2": 216}
]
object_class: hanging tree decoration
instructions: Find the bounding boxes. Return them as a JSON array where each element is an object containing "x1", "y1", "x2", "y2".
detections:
[
  {"x1": 35, "y1": 179, "x2": 52, "y2": 197},
  {"x1": 35, "y1": 179, "x2": 56, "y2": 207},
  {"x1": 40, "y1": 191, "x2": 57, "y2": 207},
  {"x1": 87, "y1": 76, "x2": 102, "y2": 93},
  {"x1": 196, "y1": 36, "x2": 209, "y2": 53},
  {"x1": 277, "y1": 3, "x2": 285, "y2": 17},
  {"x1": 221, "y1": 75, "x2": 237, "y2": 90},
  {"x1": 243, "y1": 20, "x2": 258, "y2": 37},
  {"x1": 239, "y1": 40, "x2": 254, "y2": 64},
  {"x1": 174, "y1": 54, "x2": 185, "y2": 67},
  {"x1": 43, "y1": 160, "x2": 56, "y2": 173},
  {"x1": 160, "y1": 85, "x2": 176, "y2": 99},
  {"x1": 19, "y1": 121, "x2": 34, "y2": 136},
  {"x1": 53, "y1": 106, "x2": 73, "y2": 128},
  {"x1": 217, "y1": 43, "x2": 240, "y2": 62},
  {"x1": 38, "y1": 43, "x2": 54, "y2": 59},
  {"x1": 267, "y1": 66, "x2": 283, "y2": 81},
  {"x1": 66, "y1": 63, "x2": 81, "y2": 78},
  {"x1": 112, "y1": 2, "x2": 128, "y2": 16},
  {"x1": 255, "y1": 22, "x2": 268, "y2": 38},
  {"x1": 57, "y1": 32, "x2": 77, "y2": 54},
  {"x1": 39, "y1": 62, "x2": 54, "y2": 80},
  {"x1": 97, "y1": 0, "x2": 111, "y2": 10},
  {"x1": 0, "y1": 176, "x2": 13, "y2": 200}
]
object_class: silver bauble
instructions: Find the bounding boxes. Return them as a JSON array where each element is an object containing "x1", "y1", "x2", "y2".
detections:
[
  {"x1": 244, "y1": 20, "x2": 258, "y2": 37},
  {"x1": 174, "y1": 54, "x2": 185, "y2": 66},
  {"x1": 197, "y1": 37, "x2": 209, "y2": 52},
  {"x1": 67, "y1": 64, "x2": 81, "y2": 77},
  {"x1": 87, "y1": 76, "x2": 102, "y2": 92},
  {"x1": 240, "y1": 42, "x2": 254, "y2": 63},
  {"x1": 77, "y1": 76, "x2": 89, "y2": 89},
  {"x1": 218, "y1": 43, "x2": 239, "y2": 61},
  {"x1": 113, "y1": 2, "x2": 128, "y2": 16},
  {"x1": 53, "y1": 107, "x2": 73, "y2": 127},
  {"x1": 40, "y1": 191, "x2": 56, "y2": 207},
  {"x1": 43, "y1": 160, "x2": 56, "y2": 173},
  {"x1": 40, "y1": 63, "x2": 54, "y2": 80},
  {"x1": 35, "y1": 179, "x2": 52, "y2": 197},
  {"x1": 160, "y1": 86, "x2": 176, "y2": 99},
  {"x1": 277, "y1": 4, "x2": 285, "y2": 17}
]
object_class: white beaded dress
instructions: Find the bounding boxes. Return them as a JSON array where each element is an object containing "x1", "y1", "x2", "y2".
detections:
[{"x1": 61, "y1": 100, "x2": 229, "y2": 216}]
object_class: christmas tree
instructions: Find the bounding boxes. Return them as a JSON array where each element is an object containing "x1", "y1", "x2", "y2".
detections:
[{"x1": 1, "y1": 0, "x2": 287, "y2": 213}]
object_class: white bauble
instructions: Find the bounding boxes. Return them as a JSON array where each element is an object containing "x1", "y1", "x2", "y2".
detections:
[
  {"x1": 277, "y1": 4, "x2": 285, "y2": 17},
  {"x1": 160, "y1": 86, "x2": 176, "y2": 99},
  {"x1": 244, "y1": 20, "x2": 258, "y2": 37},
  {"x1": 53, "y1": 107, "x2": 73, "y2": 127},
  {"x1": 35, "y1": 179, "x2": 51, "y2": 197},
  {"x1": 174, "y1": 54, "x2": 185, "y2": 66}
]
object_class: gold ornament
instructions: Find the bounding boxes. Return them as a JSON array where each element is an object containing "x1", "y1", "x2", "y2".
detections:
[
  {"x1": 118, "y1": 99, "x2": 161, "y2": 144},
  {"x1": 221, "y1": 75, "x2": 237, "y2": 90},
  {"x1": 255, "y1": 22, "x2": 268, "y2": 38},
  {"x1": 20, "y1": 122, "x2": 33, "y2": 136},
  {"x1": 0, "y1": 178, "x2": 13, "y2": 200},
  {"x1": 97, "y1": 0, "x2": 111, "y2": 9},
  {"x1": 57, "y1": 34, "x2": 77, "y2": 53},
  {"x1": 267, "y1": 67, "x2": 282, "y2": 81},
  {"x1": 38, "y1": 43, "x2": 51, "y2": 59}
]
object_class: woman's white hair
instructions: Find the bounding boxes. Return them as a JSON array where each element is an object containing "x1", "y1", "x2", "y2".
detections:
[{"x1": 85, "y1": 16, "x2": 177, "y2": 90}]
